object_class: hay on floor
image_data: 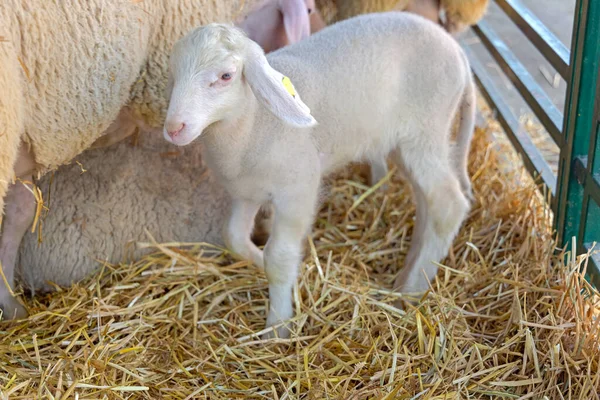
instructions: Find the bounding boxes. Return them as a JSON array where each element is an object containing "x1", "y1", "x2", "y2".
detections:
[{"x1": 1, "y1": 119, "x2": 599, "y2": 399}]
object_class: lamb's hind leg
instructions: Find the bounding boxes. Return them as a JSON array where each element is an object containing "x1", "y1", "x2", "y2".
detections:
[
  {"x1": 392, "y1": 144, "x2": 470, "y2": 304},
  {"x1": 0, "y1": 175, "x2": 35, "y2": 320}
]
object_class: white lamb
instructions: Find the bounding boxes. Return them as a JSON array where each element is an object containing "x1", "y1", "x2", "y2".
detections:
[{"x1": 164, "y1": 11, "x2": 476, "y2": 338}]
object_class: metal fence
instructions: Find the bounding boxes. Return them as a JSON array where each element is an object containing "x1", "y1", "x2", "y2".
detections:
[{"x1": 463, "y1": 0, "x2": 600, "y2": 285}]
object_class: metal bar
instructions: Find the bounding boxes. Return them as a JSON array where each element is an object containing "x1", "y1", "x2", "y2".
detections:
[
  {"x1": 583, "y1": 242, "x2": 600, "y2": 289},
  {"x1": 495, "y1": 0, "x2": 571, "y2": 80},
  {"x1": 583, "y1": 79, "x2": 600, "y2": 264},
  {"x1": 592, "y1": 175, "x2": 600, "y2": 204},
  {"x1": 472, "y1": 21, "x2": 564, "y2": 146},
  {"x1": 463, "y1": 44, "x2": 557, "y2": 198},
  {"x1": 573, "y1": 157, "x2": 600, "y2": 211},
  {"x1": 555, "y1": 0, "x2": 600, "y2": 247},
  {"x1": 591, "y1": 175, "x2": 600, "y2": 205},
  {"x1": 591, "y1": 84, "x2": 600, "y2": 179}
]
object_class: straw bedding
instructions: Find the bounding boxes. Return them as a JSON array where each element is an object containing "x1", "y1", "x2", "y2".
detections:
[{"x1": 1, "y1": 108, "x2": 599, "y2": 399}]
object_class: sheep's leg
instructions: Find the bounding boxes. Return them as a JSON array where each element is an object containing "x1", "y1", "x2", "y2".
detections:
[
  {"x1": 223, "y1": 199, "x2": 265, "y2": 269},
  {"x1": 392, "y1": 146, "x2": 469, "y2": 305},
  {"x1": 262, "y1": 191, "x2": 317, "y2": 339},
  {"x1": 0, "y1": 176, "x2": 35, "y2": 320}
]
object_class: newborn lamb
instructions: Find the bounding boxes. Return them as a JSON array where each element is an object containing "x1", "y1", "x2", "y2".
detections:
[{"x1": 163, "y1": 12, "x2": 476, "y2": 338}]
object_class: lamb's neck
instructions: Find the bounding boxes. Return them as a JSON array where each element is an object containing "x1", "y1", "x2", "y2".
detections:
[{"x1": 202, "y1": 96, "x2": 259, "y2": 174}]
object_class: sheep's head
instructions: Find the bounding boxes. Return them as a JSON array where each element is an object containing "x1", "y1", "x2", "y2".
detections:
[{"x1": 164, "y1": 23, "x2": 317, "y2": 147}]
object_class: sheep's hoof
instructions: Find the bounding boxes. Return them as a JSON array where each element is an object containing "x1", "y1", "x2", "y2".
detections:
[{"x1": 0, "y1": 296, "x2": 28, "y2": 321}]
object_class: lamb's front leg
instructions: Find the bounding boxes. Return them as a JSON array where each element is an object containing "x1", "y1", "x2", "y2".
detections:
[
  {"x1": 262, "y1": 191, "x2": 318, "y2": 339},
  {"x1": 224, "y1": 199, "x2": 265, "y2": 269}
]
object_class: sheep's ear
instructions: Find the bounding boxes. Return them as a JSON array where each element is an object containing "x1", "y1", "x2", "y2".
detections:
[
  {"x1": 244, "y1": 43, "x2": 317, "y2": 128},
  {"x1": 280, "y1": 0, "x2": 310, "y2": 44}
]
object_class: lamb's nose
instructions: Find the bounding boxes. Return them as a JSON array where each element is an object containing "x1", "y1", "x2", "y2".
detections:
[{"x1": 166, "y1": 122, "x2": 185, "y2": 138}]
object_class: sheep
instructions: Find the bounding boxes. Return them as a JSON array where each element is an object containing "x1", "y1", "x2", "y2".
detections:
[
  {"x1": 0, "y1": 0, "x2": 321, "y2": 320},
  {"x1": 316, "y1": 0, "x2": 489, "y2": 34},
  {"x1": 237, "y1": 0, "x2": 326, "y2": 54},
  {"x1": 16, "y1": 132, "x2": 231, "y2": 293},
  {"x1": 163, "y1": 12, "x2": 476, "y2": 338}
]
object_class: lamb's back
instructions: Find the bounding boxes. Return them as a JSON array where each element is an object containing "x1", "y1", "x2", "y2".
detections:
[{"x1": 267, "y1": 12, "x2": 466, "y2": 160}]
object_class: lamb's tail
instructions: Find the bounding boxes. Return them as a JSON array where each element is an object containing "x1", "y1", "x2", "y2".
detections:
[
  {"x1": 452, "y1": 58, "x2": 476, "y2": 201},
  {"x1": 0, "y1": 36, "x2": 25, "y2": 220}
]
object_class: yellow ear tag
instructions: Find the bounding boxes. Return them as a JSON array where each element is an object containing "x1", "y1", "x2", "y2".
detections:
[{"x1": 282, "y1": 76, "x2": 296, "y2": 98}]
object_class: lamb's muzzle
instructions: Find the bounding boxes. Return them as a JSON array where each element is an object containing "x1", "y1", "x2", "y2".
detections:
[{"x1": 166, "y1": 122, "x2": 185, "y2": 139}]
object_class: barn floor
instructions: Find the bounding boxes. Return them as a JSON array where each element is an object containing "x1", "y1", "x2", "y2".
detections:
[{"x1": 1, "y1": 108, "x2": 599, "y2": 399}]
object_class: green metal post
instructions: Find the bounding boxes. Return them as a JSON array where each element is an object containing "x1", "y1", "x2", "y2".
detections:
[{"x1": 555, "y1": 0, "x2": 600, "y2": 263}]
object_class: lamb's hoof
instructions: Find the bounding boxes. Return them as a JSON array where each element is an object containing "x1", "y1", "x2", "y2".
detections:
[
  {"x1": 392, "y1": 279, "x2": 422, "y2": 310},
  {"x1": 251, "y1": 220, "x2": 271, "y2": 247},
  {"x1": 394, "y1": 295, "x2": 421, "y2": 309},
  {"x1": 393, "y1": 298, "x2": 406, "y2": 310},
  {"x1": 0, "y1": 297, "x2": 28, "y2": 321},
  {"x1": 461, "y1": 182, "x2": 475, "y2": 204},
  {"x1": 251, "y1": 208, "x2": 274, "y2": 247},
  {"x1": 465, "y1": 189, "x2": 475, "y2": 204},
  {"x1": 261, "y1": 323, "x2": 292, "y2": 340}
]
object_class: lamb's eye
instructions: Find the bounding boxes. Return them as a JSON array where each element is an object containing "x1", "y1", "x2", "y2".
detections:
[
  {"x1": 221, "y1": 73, "x2": 232, "y2": 81},
  {"x1": 307, "y1": 8, "x2": 312, "y2": 13}
]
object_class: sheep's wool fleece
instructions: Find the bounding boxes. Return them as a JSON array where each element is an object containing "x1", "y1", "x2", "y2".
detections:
[
  {"x1": 442, "y1": 0, "x2": 489, "y2": 27},
  {"x1": 315, "y1": 0, "x2": 410, "y2": 23},
  {"x1": 315, "y1": 0, "x2": 488, "y2": 26},
  {"x1": 0, "y1": 0, "x2": 261, "y2": 174},
  {"x1": 17, "y1": 132, "x2": 229, "y2": 292},
  {"x1": 0, "y1": 6, "x2": 24, "y2": 208}
]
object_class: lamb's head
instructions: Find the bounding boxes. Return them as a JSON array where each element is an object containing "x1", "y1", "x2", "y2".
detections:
[{"x1": 164, "y1": 23, "x2": 317, "y2": 147}]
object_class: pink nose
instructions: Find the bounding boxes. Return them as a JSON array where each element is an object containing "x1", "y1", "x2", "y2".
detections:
[{"x1": 167, "y1": 122, "x2": 185, "y2": 138}]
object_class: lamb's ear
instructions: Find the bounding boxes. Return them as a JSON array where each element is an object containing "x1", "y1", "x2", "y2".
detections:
[
  {"x1": 280, "y1": 0, "x2": 310, "y2": 44},
  {"x1": 244, "y1": 42, "x2": 317, "y2": 128}
]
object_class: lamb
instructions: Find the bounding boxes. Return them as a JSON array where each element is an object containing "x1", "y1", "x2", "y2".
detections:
[
  {"x1": 163, "y1": 12, "x2": 476, "y2": 338},
  {"x1": 311, "y1": 0, "x2": 489, "y2": 187},
  {"x1": 0, "y1": 0, "x2": 321, "y2": 320}
]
